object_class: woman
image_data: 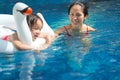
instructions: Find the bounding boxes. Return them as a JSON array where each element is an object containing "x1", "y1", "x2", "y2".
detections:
[
  {"x1": 55, "y1": 2, "x2": 95, "y2": 36},
  {"x1": 55, "y1": 2, "x2": 96, "y2": 54}
]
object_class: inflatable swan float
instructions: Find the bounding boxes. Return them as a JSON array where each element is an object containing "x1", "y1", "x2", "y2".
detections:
[{"x1": 0, "y1": 2, "x2": 54, "y2": 53}]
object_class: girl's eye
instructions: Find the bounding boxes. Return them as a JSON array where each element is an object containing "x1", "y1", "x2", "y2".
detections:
[
  {"x1": 32, "y1": 26, "x2": 42, "y2": 30},
  {"x1": 32, "y1": 27, "x2": 39, "y2": 30}
]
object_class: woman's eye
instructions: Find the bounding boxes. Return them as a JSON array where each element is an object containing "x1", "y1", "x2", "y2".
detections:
[
  {"x1": 76, "y1": 13, "x2": 81, "y2": 17},
  {"x1": 70, "y1": 13, "x2": 74, "y2": 16},
  {"x1": 70, "y1": 13, "x2": 81, "y2": 17}
]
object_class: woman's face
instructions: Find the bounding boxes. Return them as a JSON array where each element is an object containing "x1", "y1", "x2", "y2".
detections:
[
  {"x1": 69, "y1": 4, "x2": 87, "y2": 28},
  {"x1": 31, "y1": 19, "x2": 43, "y2": 40}
]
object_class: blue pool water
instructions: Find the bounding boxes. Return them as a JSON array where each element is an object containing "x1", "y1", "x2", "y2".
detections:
[{"x1": 0, "y1": 0, "x2": 120, "y2": 80}]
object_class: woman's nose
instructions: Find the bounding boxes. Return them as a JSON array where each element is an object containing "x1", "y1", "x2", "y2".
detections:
[{"x1": 72, "y1": 15, "x2": 77, "y2": 19}]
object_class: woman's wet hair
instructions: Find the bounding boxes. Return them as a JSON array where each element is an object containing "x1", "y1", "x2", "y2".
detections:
[
  {"x1": 27, "y1": 14, "x2": 43, "y2": 29},
  {"x1": 68, "y1": 1, "x2": 89, "y2": 17}
]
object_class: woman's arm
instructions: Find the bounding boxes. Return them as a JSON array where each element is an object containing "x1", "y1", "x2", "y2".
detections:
[
  {"x1": 88, "y1": 26, "x2": 96, "y2": 31},
  {"x1": 54, "y1": 27, "x2": 65, "y2": 36}
]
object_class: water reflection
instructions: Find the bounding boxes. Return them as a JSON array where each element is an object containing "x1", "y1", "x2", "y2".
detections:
[
  {"x1": 59, "y1": 33, "x2": 93, "y2": 71},
  {"x1": 15, "y1": 51, "x2": 48, "y2": 80},
  {"x1": 17, "y1": 51, "x2": 35, "y2": 80},
  {"x1": 0, "y1": 53, "x2": 15, "y2": 80}
]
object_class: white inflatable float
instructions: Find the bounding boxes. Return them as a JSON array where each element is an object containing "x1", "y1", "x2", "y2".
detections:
[{"x1": 0, "y1": 2, "x2": 54, "y2": 53}]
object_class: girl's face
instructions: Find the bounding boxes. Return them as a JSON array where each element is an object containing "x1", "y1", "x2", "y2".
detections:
[
  {"x1": 31, "y1": 19, "x2": 43, "y2": 40},
  {"x1": 69, "y1": 4, "x2": 87, "y2": 28}
]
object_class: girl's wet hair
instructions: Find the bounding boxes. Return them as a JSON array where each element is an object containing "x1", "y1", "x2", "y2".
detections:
[
  {"x1": 27, "y1": 14, "x2": 43, "y2": 29},
  {"x1": 68, "y1": 1, "x2": 89, "y2": 17}
]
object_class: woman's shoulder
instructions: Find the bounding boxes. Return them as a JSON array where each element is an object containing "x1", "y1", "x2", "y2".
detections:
[
  {"x1": 55, "y1": 25, "x2": 68, "y2": 34},
  {"x1": 54, "y1": 25, "x2": 71, "y2": 37},
  {"x1": 86, "y1": 24, "x2": 96, "y2": 31}
]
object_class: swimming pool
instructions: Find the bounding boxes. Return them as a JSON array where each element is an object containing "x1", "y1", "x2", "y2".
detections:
[{"x1": 0, "y1": 0, "x2": 120, "y2": 80}]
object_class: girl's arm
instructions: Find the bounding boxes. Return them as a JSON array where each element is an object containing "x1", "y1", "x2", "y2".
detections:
[
  {"x1": 9, "y1": 33, "x2": 32, "y2": 50},
  {"x1": 39, "y1": 32, "x2": 54, "y2": 43},
  {"x1": 36, "y1": 32, "x2": 55, "y2": 51}
]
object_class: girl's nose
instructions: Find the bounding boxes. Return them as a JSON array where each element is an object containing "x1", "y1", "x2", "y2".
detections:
[{"x1": 36, "y1": 30, "x2": 40, "y2": 34}]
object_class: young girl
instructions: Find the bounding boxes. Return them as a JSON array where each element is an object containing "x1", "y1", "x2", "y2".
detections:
[
  {"x1": 1, "y1": 14, "x2": 54, "y2": 51},
  {"x1": 55, "y1": 2, "x2": 96, "y2": 36}
]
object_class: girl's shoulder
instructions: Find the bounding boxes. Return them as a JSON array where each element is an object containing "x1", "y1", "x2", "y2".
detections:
[{"x1": 9, "y1": 33, "x2": 18, "y2": 41}]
